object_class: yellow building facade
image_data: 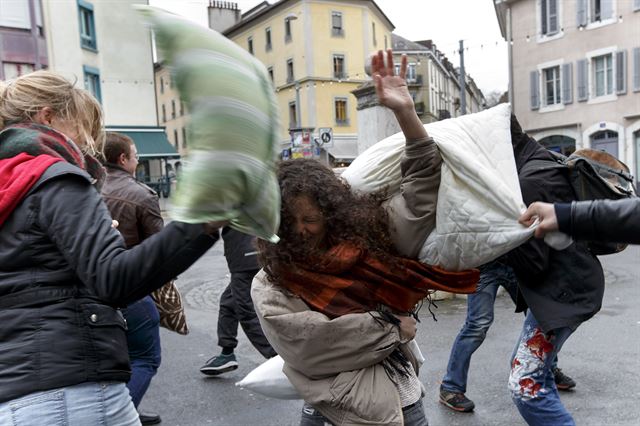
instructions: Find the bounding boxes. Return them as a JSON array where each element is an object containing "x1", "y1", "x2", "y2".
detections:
[{"x1": 223, "y1": 0, "x2": 394, "y2": 163}]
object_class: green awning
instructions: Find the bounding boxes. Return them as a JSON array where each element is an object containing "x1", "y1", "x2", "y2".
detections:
[{"x1": 107, "y1": 127, "x2": 180, "y2": 159}]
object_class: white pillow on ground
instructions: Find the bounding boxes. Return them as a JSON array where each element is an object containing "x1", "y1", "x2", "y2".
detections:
[{"x1": 235, "y1": 355, "x2": 301, "y2": 400}]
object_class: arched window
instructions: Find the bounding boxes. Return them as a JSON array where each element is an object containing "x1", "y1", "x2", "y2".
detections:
[{"x1": 538, "y1": 135, "x2": 576, "y2": 156}]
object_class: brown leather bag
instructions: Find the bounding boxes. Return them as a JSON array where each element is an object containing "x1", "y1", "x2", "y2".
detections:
[{"x1": 150, "y1": 280, "x2": 189, "y2": 335}]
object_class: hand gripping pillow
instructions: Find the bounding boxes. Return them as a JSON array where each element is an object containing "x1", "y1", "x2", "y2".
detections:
[
  {"x1": 342, "y1": 104, "x2": 536, "y2": 270},
  {"x1": 136, "y1": 6, "x2": 280, "y2": 242}
]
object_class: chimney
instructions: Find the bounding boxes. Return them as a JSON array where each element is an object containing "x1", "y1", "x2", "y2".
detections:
[{"x1": 208, "y1": 1, "x2": 241, "y2": 33}]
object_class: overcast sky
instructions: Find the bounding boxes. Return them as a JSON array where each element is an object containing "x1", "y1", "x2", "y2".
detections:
[{"x1": 149, "y1": 0, "x2": 508, "y2": 95}]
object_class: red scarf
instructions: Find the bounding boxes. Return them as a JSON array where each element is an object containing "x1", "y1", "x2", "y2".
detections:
[
  {"x1": 0, "y1": 153, "x2": 62, "y2": 226},
  {"x1": 278, "y1": 243, "x2": 479, "y2": 318},
  {"x1": 0, "y1": 123, "x2": 104, "y2": 227}
]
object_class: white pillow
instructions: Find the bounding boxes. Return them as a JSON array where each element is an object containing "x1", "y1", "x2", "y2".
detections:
[{"x1": 235, "y1": 355, "x2": 301, "y2": 400}]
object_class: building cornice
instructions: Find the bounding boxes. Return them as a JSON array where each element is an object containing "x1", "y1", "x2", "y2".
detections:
[{"x1": 224, "y1": 0, "x2": 394, "y2": 37}]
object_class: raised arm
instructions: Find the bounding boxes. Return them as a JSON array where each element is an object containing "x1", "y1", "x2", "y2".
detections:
[
  {"x1": 372, "y1": 49, "x2": 442, "y2": 257},
  {"x1": 371, "y1": 49, "x2": 428, "y2": 140}
]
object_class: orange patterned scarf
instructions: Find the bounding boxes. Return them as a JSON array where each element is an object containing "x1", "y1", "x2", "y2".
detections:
[{"x1": 278, "y1": 243, "x2": 479, "y2": 318}]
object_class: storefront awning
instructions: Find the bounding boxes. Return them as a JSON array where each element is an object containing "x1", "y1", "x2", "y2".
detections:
[{"x1": 106, "y1": 127, "x2": 180, "y2": 159}]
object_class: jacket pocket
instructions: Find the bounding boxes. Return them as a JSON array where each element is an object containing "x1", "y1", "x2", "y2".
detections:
[{"x1": 80, "y1": 303, "x2": 130, "y2": 376}]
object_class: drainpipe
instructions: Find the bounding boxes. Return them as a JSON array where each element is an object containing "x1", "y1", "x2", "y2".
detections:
[{"x1": 506, "y1": 6, "x2": 513, "y2": 108}]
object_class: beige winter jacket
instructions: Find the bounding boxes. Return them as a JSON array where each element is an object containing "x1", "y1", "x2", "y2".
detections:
[{"x1": 252, "y1": 136, "x2": 441, "y2": 425}]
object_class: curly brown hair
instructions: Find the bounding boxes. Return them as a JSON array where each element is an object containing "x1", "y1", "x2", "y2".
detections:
[{"x1": 257, "y1": 158, "x2": 396, "y2": 283}]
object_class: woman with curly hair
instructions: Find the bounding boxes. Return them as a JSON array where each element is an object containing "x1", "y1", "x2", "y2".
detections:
[{"x1": 252, "y1": 50, "x2": 479, "y2": 426}]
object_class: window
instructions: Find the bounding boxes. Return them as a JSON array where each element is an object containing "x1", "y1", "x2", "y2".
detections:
[
  {"x1": 180, "y1": 101, "x2": 184, "y2": 116},
  {"x1": 335, "y1": 98, "x2": 348, "y2": 125},
  {"x1": 543, "y1": 66, "x2": 561, "y2": 105},
  {"x1": 265, "y1": 27, "x2": 272, "y2": 51},
  {"x1": 2, "y1": 63, "x2": 34, "y2": 80},
  {"x1": 593, "y1": 53, "x2": 613, "y2": 97},
  {"x1": 83, "y1": 66, "x2": 101, "y2": 103},
  {"x1": 160, "y1": 77, "x2": 164, "y2": 94},
  {"x1": 331, "y1": 12, "x2": 344, "y2": 36},
  {"x1": 406, "y1": 64, "x2": 417, "y2": 82},
  {"x1": 286, "y1": 59, "x2": 294, "y2": 83},
  {"x1": 34, "y1": 0, "x2": 44, "y2": 36},
  {"x1": 285, "y1": 18, "x2": 292, "y2": 42},
  {"x1": 372, "y1": 22, "x2": 377, "y2": 46},
  {"x1": 589, "y1": 0, "x2": 613, "y2": 22},
  {"x1": 268, "y1": 66, "x2": 274, "y2": 83},
  {"x1": 540, "y1": 0, "x2": 559, "y2": 36},
  {"x1": 174, "y1": 129, "x2": 179, "y2": 149},
  {"x1": 0, "y1": 1, "x2": 31, "y2": 29},
  {"x1": 182, "y1": 127, "x2": 187, "y2": 149},
  {"x1": 78, "y1": 1, "x2": 97, "y2": 50},
  {"x1": 333, "y1": 55, "x2": 345, "y2": 79},
  {"x1": 578, "y1": 0, "x2": 614, "y2": 26},
  {"x1": 171, "y1": 100, "x2": 176, "y2": 119},
  {"x1": 248, "y1": 37, "x2": 254, "y2": 55},
  {"x1": 162, "y1": 104, "x2": 166, "y2": 122},
  {"x1": 289, "y1": 102, "x2": 297, "y2": 128}
]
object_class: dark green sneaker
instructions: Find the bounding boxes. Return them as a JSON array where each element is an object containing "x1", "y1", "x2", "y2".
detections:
[
  {"x1": 553, "y1": 367, "x2": 576, "y2": 391},
  {"x1": 200, "y1": 353, "x2": 238, "y2": 376},
  {"x1": 439, "y1": 389, "x2": 475, "y2": 412}
]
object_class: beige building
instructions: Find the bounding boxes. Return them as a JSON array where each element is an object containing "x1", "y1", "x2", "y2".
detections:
[
  {"x1": 222, "y1": 0, "x2": 394, "y2": 164},
  {"x1": 153, "y1": 0, "x2": 394, "y2": 165},
  {"x1": 154, "y1": 63, "x2": 189, "y2": 159},
  {"x1": 40, "y1": 0, "x2": 177, "y2": 194},
  {"x1": 495, "y1": 0, "x2": 640, "y2": 182}
]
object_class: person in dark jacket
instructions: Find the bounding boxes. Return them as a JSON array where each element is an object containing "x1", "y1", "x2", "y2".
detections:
[
  {"x1": 200, "y1": 227, "x2": 276, "y2": 375},
  {"x1": 0, "y1": 71, "x2": 222, "y2": 426},
  {"x1": 502, "y1": 116, "x2": 604, "y2": 425},
  {"x1": 101, "y1": 131, "x2": 164, "y2": 425},
  {"x1": 520, "y1": 198, "x2": 640, "y2": 244}
]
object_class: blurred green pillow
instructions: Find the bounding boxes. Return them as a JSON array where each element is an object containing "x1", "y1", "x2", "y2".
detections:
[{"x1": 136, "y1": 5, "x2": 280, "y2": 242}]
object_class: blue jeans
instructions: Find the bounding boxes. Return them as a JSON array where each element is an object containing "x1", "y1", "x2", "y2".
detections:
[
  {"x1": 509, "y1": 311, "x2": 575, "y2": 426},
  {"x1": 441, "y1": 262, "x2": 518, "y2": 393},
  {"x1": 123, "y1": 296, "x2": 161, "y2": 408},
  {"x1": 299, "y1": 399, "x2": 428, "y2": 425},
  {"x1": 0, "y1": 382, "x2": 140, "y2": 425}
]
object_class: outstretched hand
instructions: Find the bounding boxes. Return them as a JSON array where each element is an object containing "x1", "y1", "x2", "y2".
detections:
[
  {"x1": 519, "y1": 202, "x2": 559, "y2": 238},
  {"x1": 372, "y1": 49, "x2": 414, "y2": 113}
]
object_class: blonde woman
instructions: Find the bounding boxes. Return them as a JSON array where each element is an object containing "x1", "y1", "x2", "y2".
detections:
[{"x1": 0, "y1": 71, "x2": 222, "y2": 425}]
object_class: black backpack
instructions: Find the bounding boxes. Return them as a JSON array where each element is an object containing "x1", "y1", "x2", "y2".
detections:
[{"x1": 523, "y1": 149, "x2": 637, "y2": 255}]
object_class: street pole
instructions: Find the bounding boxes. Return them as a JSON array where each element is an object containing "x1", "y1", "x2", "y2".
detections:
[
  {"x1": 458, "y1": 40, "x2": 467, "y2": 115},
  {"x1": 295, "y1": 81, "x2": 301, "y2": 128}
]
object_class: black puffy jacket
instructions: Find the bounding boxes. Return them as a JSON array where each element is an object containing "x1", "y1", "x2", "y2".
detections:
[
  {"x1": 0, "y1": 162, "x2": 217, "y2": 403},
  {"x1": 503, "y1": 130, "x2": 604, "y2": 333}
]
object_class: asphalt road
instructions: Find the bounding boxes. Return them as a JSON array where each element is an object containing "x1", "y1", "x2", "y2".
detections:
[{"x1": 141, "y1": 242, "x2": 640, "y2": 426}]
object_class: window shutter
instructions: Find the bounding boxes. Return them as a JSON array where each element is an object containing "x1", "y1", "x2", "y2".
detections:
[
  {"x1": 633, "y1": 47, "x2": 640, "y2": 92},
  {"x1": 616, "y1": 50, "x2": 627, "y2": 95},
  {"x1": 601, "y1": 0, "x2": 613, "y2": 20},
  {"x1": 562, "y1": 63, "x2": 573, "y2": 104},
  {"x1": 576, "y1": 0, "x2": 587, "y2": 27},
  {"x1": 530, "y1": 70, "x2": 540, "y2": 110},
  {"x1": 577, "y1": 59, "x2": 588, "y2": 101},
  {"x1": 548, "y1": 0, "x2": 558, "y2": 34},
  {"x1": 541, "y1": 0, "x2": 548, "y2": 35}
]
